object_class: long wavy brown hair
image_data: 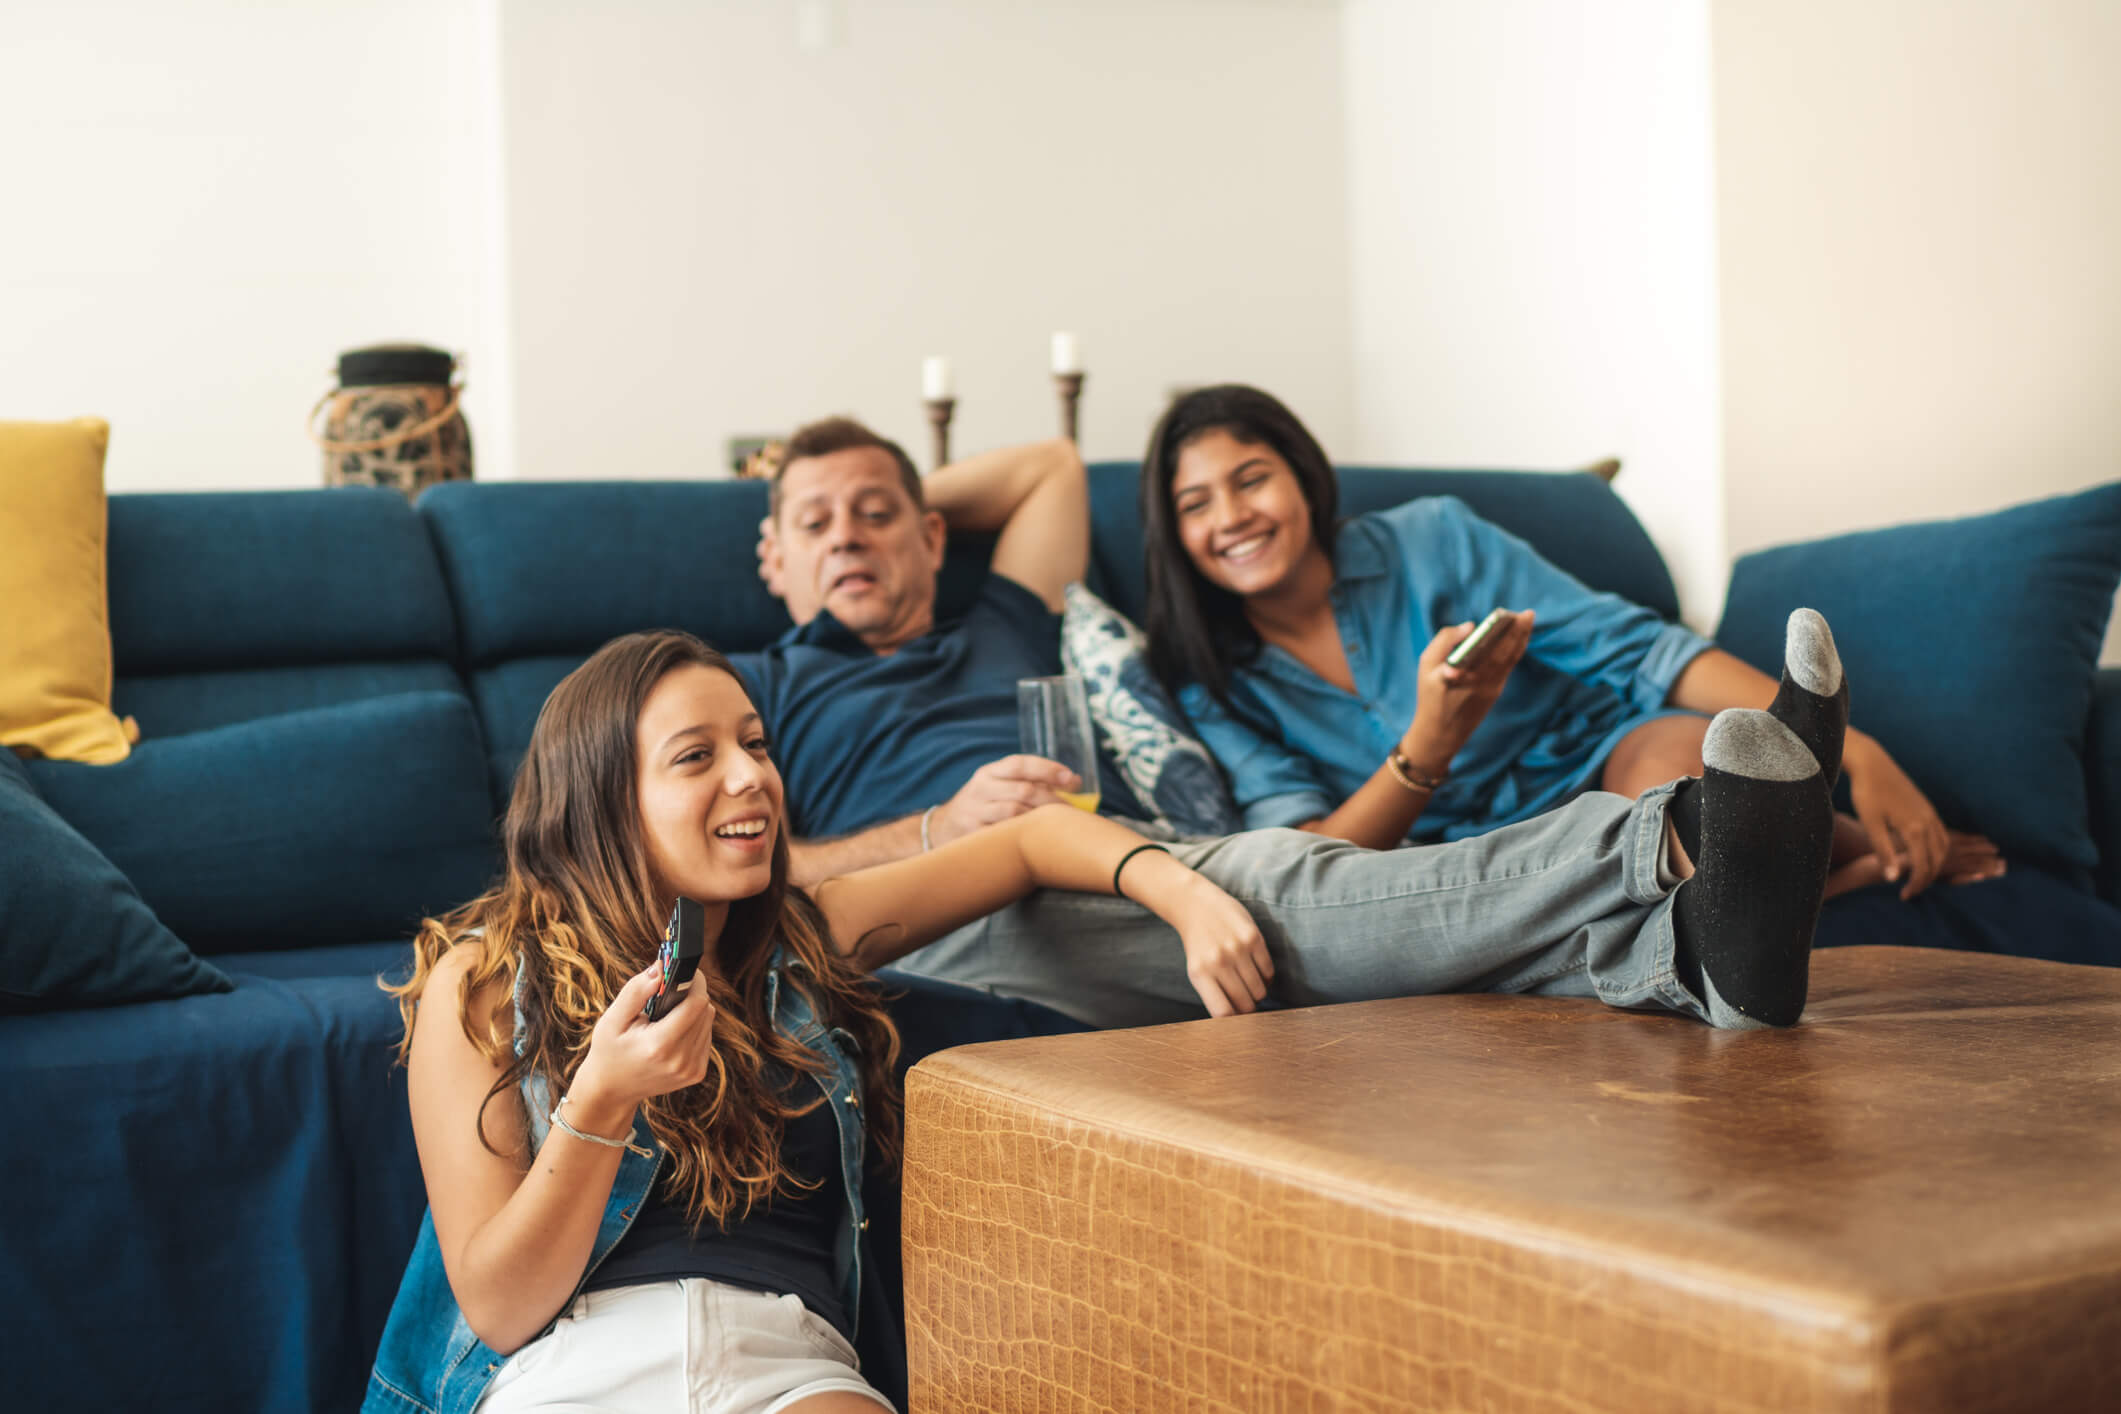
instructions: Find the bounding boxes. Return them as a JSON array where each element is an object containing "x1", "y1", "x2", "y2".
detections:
[{"x1": 387, "y1": 630, "x2": 902, "y2": 1229}]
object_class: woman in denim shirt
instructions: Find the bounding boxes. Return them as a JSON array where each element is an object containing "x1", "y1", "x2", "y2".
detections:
[
  {"x1": 1138, "y1": 385, "x2": 2000, "y2": 901},
  {"x1": 366, "y1": 630, "x2": 1272, "y2": 1414}
]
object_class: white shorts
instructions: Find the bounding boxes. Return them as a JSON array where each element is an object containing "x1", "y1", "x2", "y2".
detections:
[{"x1": 475, "y1": 1278, "x2": 893, "y2": 1414}]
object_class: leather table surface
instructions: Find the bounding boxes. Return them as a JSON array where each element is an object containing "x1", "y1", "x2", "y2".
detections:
[{"x1": 903, "y1": 947, "x2": 2121, "y2": 1412}]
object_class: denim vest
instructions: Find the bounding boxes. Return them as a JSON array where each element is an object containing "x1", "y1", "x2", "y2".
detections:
[{"x1": 363, "y1": 950, "x2": 871, "y2": 1414}]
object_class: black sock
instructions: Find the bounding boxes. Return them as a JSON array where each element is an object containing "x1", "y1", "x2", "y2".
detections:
[
  {"x1": 1768, "y1": 608, "x2": 1849, "y2": 785},
  {"x1": 1668, "y1": 776, "x2": 1702, "y2": 863},
  {"x1": 1670, "y1": 709, "x2": 1836, "y2": 1028}
]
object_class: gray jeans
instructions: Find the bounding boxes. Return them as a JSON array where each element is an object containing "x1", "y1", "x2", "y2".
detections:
[{"x1": 888, "y1": 782, "x2": 1707, "y2": 1030}]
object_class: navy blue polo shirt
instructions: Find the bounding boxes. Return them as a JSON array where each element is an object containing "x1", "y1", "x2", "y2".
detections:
[{"x1": 733, "y1": 575, "x2": 1144, "y2": 840}]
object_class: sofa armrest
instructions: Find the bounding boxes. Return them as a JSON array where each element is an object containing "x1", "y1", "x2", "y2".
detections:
[{"x1": 2091, "y1": 667, "x2": 2121, "y2": 908}]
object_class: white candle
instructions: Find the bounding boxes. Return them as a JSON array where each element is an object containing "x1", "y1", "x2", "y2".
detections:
[
  {"x1": 921, "y1": 355, "x2": 953, "y2": 402},
  {"x1": 1050, "y1": 331, "x2": 1081, "y2": 375}
]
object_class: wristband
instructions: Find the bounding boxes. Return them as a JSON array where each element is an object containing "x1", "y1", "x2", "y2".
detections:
[
  {"x1": 920, "y1": 805, "x2": 938, "y2": 853},
  {"x1": 1112, "y1": 843, "x2": 1171, "y2": 900}
]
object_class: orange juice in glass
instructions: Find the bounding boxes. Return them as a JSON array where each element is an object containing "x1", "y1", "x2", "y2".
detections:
[{"x1": 1017, "y1": 674, "x2": 1100, "y2": 813}]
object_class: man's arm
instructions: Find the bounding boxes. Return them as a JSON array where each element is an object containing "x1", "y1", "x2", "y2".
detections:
[
  {"x1": 920, "y1": 438, "x2": 1088, "y2": 610},
  {"x1": 788, "y1": 816, "x2": 927, "y2": 891},
  {"x1": 786, "y1": 752, "x2": 1084, "y2": 889}
]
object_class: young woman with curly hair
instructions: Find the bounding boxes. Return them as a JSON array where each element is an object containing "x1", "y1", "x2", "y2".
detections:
[{"x1": 365, "y1": 630, "x2": 1268, "y2": 1414}]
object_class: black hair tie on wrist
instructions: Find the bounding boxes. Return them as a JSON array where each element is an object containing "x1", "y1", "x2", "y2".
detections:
[{"x1": 1112, "y1": 843, "x2": 1172, "y2": 900}]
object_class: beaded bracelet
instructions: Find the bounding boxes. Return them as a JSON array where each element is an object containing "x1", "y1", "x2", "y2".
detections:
[{"x1": 1385, "y1": 748, "x2": 1445, "y2": 796}]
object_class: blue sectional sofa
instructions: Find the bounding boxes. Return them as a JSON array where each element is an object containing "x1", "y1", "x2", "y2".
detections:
[{"x1": 6, "y1": 465, "x2": 2118, "y2": 1414}]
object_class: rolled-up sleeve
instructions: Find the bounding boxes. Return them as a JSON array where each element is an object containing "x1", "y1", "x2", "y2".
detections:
[
  {"x1": 1404, "y1": 498, "x2": 1712, "y2": 715},
  {"x1": 1178, "y1": 682, "x2": 1333, "y2": 830}
]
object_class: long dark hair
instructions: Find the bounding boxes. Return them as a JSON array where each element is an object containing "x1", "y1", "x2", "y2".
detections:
[
  {"x1": 1139, "y1": 384, "x2": 1340, "y2": 708},
  {"x1": 388, "y1": 630, "x2": 901, "y2": 1228}
]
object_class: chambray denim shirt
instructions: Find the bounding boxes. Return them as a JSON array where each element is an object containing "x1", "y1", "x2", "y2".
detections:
[
  {"x1": 363, "y1": 951, "x2": 872, "y2": 1414},
  {"x1": 1178, "y1": 496, "x2": 1711, "y2": 842}
]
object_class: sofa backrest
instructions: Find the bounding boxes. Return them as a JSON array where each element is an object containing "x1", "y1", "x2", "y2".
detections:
[
  {"x1": 1086, "y1": 462, "x2": 1682, "y2": 625},
  {"x1": 107, "y1": 488, "x2": 462, "y2": 736}
]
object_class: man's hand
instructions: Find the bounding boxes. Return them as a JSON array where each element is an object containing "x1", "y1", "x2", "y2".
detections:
[
  {"x1": 755, "y1": 515, "x2": 785, "y2": 600},
  {"x1": 929, "y1": 754, "x2": 1082, "y2": 848}
]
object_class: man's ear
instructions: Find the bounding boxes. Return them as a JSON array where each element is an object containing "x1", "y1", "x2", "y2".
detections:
[
  {"x1": 922, "y1": 508, "x2": 947, "y2": 569},
  {"x1": 756, "y1": 514, "x2": 787, "y2": 602}
]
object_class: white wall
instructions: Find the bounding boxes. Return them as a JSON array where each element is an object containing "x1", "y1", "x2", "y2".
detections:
[
  {"x1": 0, "y1": 0, "x2": 513, "y2": 491},
  {"x1": 7, "y1": 1, "x2": 2112, "y2": 668},
  {"x1": 1714, "y1": 0, "x2": 2121, "y2": 662},
  {"x1": 497, "y1": 0, "x2": 1352, "y2": 479},
  {"x1": 1338, "y1": 0, "x2": 1727, "y2": 630}
]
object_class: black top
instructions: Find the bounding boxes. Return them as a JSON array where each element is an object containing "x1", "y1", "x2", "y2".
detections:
[{"x1": 582, "y1": 1070, "x2": 849, "y2": 1340}]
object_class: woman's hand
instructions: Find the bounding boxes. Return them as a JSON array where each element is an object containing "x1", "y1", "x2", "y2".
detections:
[
  {"x1": 1126, "y1": 855, "x2": 1275, "y2": 1017},
  {"x1": 1401, "y1": 611, "x2": 1535, "y2": 773},
  {"x1": 565, "y1": 962, "x2": 718, "y2": 1133},
  {"x1": 1177, "y1": 876, "x2": 1274, "y2": 1017},
  {"x1": 1825, "y1": 829, "x2": 2006, "y2": 899},
  {"x1": 1843, "y1": 734, "x2": 1954, "y2": 899}
]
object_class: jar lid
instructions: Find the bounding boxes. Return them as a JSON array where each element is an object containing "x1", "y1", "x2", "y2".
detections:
[{"x1": 338, "y1": 343, "x2": 455, "y2": 387}]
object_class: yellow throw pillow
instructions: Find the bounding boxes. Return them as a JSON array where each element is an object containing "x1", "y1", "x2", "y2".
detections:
[{"x1": 1, "y1": 418, "x2": 134, "y2": 764}]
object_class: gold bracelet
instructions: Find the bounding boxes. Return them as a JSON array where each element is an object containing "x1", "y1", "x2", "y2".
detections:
[{"x1": 1385, "y1": 749, "x2": 1445, "y2": 796}]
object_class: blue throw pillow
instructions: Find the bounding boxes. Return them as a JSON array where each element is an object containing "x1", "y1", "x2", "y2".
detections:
[
  {"x1": 28, "y1": 691, "x2": 500, "y2": 953},
  {"x1": 1060, "y1": 583, "x2": 1243, "y2": 837},
  {"x1": 1716, "y1": 483, "x2": 2121, "y2": 881},
  {"x1": 0, "y1": 748, "x2": 231, "y2": 1011}
]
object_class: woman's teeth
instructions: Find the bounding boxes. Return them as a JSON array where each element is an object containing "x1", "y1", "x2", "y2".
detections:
[
  {"x1": 1221, "y1": 532, "x2": 1272, "y2": 562},
  {"x1": 715, "y1": 821, "x2": 767, "y2": 839}
]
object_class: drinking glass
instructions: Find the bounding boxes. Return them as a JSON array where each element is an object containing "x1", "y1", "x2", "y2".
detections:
[{"x1": 1016, "y1": 675, "x2": 1100, "y2": 812}]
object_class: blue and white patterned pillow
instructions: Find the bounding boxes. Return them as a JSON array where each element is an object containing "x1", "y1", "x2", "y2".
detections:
[{"x1": 1060, "y1": 582, "x2": 1243, "y2": 838}]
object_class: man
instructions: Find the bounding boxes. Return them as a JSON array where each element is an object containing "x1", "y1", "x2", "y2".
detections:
[
  {"x1": 746, "y1": 417, "x2": 1102, "y2": 882},
  {"x1": 736, "y1": 416, "x2": 1845, "y2": 1032}
]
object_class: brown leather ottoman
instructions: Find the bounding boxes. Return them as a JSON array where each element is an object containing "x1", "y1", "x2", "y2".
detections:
[{"x1": 902, "y1": 947, "x2": 2121, "y2": 1412}]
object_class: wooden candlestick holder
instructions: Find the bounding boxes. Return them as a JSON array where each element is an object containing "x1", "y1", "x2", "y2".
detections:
[
  {"x1": 925, "y1": 398, "x2": 956, "y2": 471},
  {"x1": 1053, "y1": 372, "x2": 1085, "y2": 444}
]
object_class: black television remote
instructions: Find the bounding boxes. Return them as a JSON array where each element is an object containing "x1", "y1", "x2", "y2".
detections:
[{"x1": 641, "y1": 897, "x2": 705, "y2": 1021}]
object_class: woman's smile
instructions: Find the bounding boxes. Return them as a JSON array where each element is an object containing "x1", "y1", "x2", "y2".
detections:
[
  {"x1": 1216, "y1": 529, "x2": 1276, "y2": 565},
  {"x1": 710, "y1": 811, "x2": 775, "y2": 855}
]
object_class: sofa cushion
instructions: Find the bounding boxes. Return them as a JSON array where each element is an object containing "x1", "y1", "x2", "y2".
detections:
[
  {"x1": 1717, "y1": 484, "x2": 2121, "y2": 881},
  {"x1": 0, "y1": 417, "x2": 135, "y2": 763},
  {"x1": 2092, "y1": 669, "x2": 2121, "y2": 909},
  {"x1": 115, "y1": 660, "x2": 468, "y2": 742},
  {"x1": 1059, "y1": 583, "x2": 1242, "y2": 837},
  {"x1": 1814, "y1": 866, "x2": 2121, "y2": 968},
  {"x1": 107, "y1": 487, "x2": 457, "y2": 678},
  {"x1": 468, "y1": 654, "x2": 586, "y2": 807},
  {"x1": 28, "y1": 692, "x2": 498, "y2": 954},
  {"x1": 1088, "y1": 462, "x2": 1682, "y2": 625},
  {"x1": 0, "y1": 747, "x2": 231, "y2": 1011}
]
